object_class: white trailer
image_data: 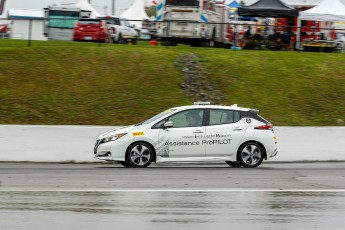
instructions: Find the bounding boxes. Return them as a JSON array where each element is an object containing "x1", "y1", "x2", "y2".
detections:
[
  {"x1": 43, "y1": 6, "x2": 91, "y2": 41},
  {"x1": 7, "y1": 9, "x2": 47, "y2": 41},
  {"x1": 156, "y1": 0, "x2": 232, "y2": 47}
]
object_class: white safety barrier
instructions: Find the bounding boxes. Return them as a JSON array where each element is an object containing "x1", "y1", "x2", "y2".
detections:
[{"x1": 0, "y1": 125, "x2": 344, "y2": 162}]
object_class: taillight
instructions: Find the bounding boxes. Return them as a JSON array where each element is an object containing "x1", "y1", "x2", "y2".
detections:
[{"x1": 255, "y1": 124, "x2": 273, "y2": 130}]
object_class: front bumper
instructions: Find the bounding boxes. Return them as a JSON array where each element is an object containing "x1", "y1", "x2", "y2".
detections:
[
  {"x1": 94, "y1": 140, "x2": 113, "y2": 161},
  {"x1": 122, "y1": 35, "x2": 137, "y2": 39}
]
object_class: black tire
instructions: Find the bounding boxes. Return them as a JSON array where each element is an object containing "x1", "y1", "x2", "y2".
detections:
[
  {"x1": 126, "y1": 142, "x2": 154, "y2": 168},
  {"x1": 237, "y1": 142, "x2": 264, "y2": 168},
  {"x1": 119, "y1": 161, "x2": 131, "y2": 167},
  {"x1": 160, "y1": 40, "x2": 168, "y2": 46},
  {"x1": 214, "y1": 41, "x2": 224, "y2": 48},
  {"x1": 225, "y1": 161, "x2": 242, "y2": 168},
  {"x1": 161, "y1": 39, "x2": 177, "y2": 46},
  {"x1": 190, "y1": 40, "x2": 200, "y2": 47},
  {"x1": 118, "y1": 34, "x2": 125, "y2": 44}
]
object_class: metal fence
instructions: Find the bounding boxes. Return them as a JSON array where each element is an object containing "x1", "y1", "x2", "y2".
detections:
[{"x1": 1, "y1": 17, "x2": 345, "y2": 52}]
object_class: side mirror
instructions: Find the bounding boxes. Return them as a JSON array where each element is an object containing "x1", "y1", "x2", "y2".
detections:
[{"x1": 163, "y1": 121, "x2": 173, "y2": 129}]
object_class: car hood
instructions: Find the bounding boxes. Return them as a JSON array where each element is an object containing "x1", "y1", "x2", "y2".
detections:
[{"x1": 98, "y1": 125, "x2": 138, "y2": 139}]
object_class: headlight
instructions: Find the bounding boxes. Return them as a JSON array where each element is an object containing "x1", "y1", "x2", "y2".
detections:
[{"x1": 102, "y1": 133, "x2": 127, "y2": 143}]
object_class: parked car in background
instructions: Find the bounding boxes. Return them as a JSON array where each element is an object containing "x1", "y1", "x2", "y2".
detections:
[
  {"x1": 73, "y1": 18, "x2": 108, "y2": 42},
  {"x1": 0, "y1": 23, "x2": 9, "y2": 38},
  {"x1": 99, "y1": 16, "x2": 138, "y2": 44},
  {"x1": 139, "y1": 28, "x2": 151, "y2": 40}
]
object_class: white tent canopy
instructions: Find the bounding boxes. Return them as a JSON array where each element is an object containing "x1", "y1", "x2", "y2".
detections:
[
  {"x1": 120, "y1": 0, "x2": 149, "y2": 29},
  {"x1": 76, "y1": 0, "x2": 101, "y2": 18},
  {"x1": 299, "y1": 0, "x2": 345, "y2": 22}
]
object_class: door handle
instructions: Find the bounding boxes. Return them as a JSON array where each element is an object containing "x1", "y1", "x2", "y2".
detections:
[
  {"x1": 193, "y1": 130, "x2": 204, "y2": 134},
  {"x1": 233, "y1": 127, "x2": 243, "y2": 131}
]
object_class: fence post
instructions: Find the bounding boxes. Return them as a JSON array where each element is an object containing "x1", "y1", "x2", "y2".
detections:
[
  {"x1": 296, "y1": 18, "x2": 301, "y2": 50},
  {"x1": 28, "y1": 19, "x2": 32, "y2": 47}
]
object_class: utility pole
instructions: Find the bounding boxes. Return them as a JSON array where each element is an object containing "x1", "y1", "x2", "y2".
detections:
[{"x1": 112, "y1": 0, "x2": 116, "y2": 16}]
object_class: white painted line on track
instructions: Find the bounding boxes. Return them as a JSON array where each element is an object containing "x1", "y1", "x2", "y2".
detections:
[{"x1": 2, "y1": 190, "x2": 345, "y2": 192}]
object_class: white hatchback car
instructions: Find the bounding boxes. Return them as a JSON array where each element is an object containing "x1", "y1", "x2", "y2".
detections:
[{"x1": 94, "y1": 103, "x2": 278, "y2": 168}]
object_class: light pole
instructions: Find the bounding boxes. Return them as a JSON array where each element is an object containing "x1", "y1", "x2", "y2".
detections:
[{"x1": 112, "y1": 0, "x2": 116, "y2": 16}]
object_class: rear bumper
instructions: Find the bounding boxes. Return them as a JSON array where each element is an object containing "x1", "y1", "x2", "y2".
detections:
[
  {"x1": 73, "y1": 33, "x2": 107, "y2": 42},
  {"x1": 269, "y1": 148, "x2": 278, "y2": 158}
]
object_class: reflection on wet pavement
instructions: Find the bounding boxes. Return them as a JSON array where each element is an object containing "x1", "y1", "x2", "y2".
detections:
[{"x1": 0, "y1": 191, "x2": 345, "y2": 229}]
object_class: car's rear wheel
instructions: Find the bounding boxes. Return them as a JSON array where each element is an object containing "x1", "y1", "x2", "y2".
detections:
[
  {"x1": 126, "y1": 142, "x2": 153, "y2": 168},
  {"x1": 237, "y1": 142, "x2": 264, "y2": 168},
  {"x1": 225, "y1": 161, "x2": 242, "y2": 168}
]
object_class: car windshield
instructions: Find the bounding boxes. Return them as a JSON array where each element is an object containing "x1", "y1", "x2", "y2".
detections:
[
  {"x1": 123, "y1": 19, "x2": 131, "y2": 27},
  {"x1": 140, "y1": 109, "x2": 176, "y2": 125}
]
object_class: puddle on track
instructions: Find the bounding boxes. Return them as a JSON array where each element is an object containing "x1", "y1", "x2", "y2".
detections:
[{"x1": 0, "y1": 191, "x2": 344, "y2": 229}]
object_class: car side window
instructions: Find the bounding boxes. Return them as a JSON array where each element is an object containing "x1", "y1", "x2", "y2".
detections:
[
  {"x1": 168, "y1": 109, "x2": 204, "y2": 128},
  {"x1": 152, "y1": 119, "x2": 166, "y2": 129},
  {"x1": 209, "y1": 109, "x2": 241, "y2": 125}
]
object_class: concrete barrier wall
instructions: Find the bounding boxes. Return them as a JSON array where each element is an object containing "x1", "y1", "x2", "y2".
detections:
[{"x1": 0, "y1": 125, "x2": 344, "y2": 162}]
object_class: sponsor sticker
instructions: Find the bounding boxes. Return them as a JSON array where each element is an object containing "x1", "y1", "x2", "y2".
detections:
[
  {"x1": 246, "y1": 118, "x2": 251, "y2": 124},
  {"x1": 132, "y1": 131, "x2": 144, "y2": 136}
]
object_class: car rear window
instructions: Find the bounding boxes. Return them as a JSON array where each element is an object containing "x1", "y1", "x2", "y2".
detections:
[
  {"x1": 241, "y1": 110, "x2": 269, "y2": 124},
  {"x1": 99, "y1": 18, "x2": 121, "y2": 26},
  {"x1": 78, "y1": 20, "x2": 101, "y2": 25}
]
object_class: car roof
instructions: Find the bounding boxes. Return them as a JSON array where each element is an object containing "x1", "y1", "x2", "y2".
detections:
[
  {"x1": 79, "y1": 18, "x2": 102, "y2": 21},
  {"x1": 98, "y1": 16, "x2": 124, "y2": 20},
  {"x1": 170, "y1": 104, "x2": 253, "y2": 112}
]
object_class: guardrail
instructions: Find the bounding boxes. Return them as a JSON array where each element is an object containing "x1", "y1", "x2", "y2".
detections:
[{"x1": 0, "y1": 125, "x2": 344, "y2": 163}]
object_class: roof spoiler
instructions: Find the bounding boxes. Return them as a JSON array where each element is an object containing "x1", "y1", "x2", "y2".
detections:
[
  {"x1": 250, "y1": 109, "x2": 259, "y2": 114},
  {"x1": 194, "y1": 102, "x2": 211, "y2": 105}
]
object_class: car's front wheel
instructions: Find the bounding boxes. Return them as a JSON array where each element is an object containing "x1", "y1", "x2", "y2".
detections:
[
  {"x1": 126, "y1": 142, "x2": 153, "y2": 168},
  {"x1": 237, "y1": 142, "x2": 264, "y2": 168},
  {"x1": 118, "y1": 34, "x2": 126, "y2": 44}
]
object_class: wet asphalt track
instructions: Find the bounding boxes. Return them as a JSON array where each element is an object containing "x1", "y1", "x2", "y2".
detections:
[
  {"x1": 1, "y1": 162, "x2": 345, "y2": 190},
  {"x1": 1, "y1": 162, "x2": 345, "y2": 229}
]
